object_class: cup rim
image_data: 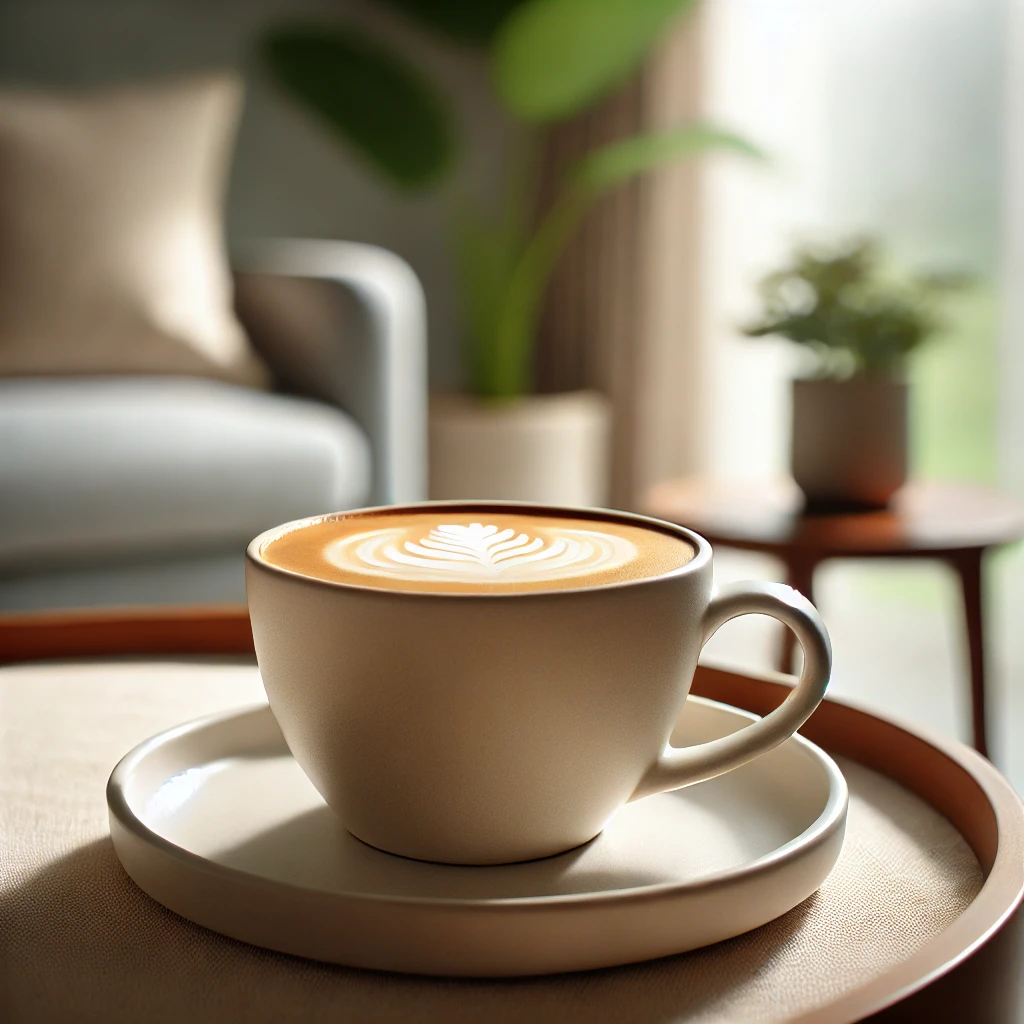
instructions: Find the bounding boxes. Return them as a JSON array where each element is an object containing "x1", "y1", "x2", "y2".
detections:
[{"x1": 245, "y1": 501, "x2": 712, "y2": 599}]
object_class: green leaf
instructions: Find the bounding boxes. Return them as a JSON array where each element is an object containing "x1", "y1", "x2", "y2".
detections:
[
  {"x1": 493, "y1": 0, "x2": 697, "y2": 122},
  {"x1": 261, "y1": 25, "x2": 455, "y2": 189},
  {"x1": 571, "y1": 123, "x2": 764, "y2": 190},
  {"x1": 379, "y1": 0, "x2": 529, "y2": 46}
]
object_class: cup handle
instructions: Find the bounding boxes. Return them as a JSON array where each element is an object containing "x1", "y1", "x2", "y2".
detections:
[{"x1": 629, "y1": 580, "x2": 832, "y2": 802}]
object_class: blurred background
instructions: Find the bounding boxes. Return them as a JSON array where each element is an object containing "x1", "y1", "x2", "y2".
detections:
[{"x1": 1, "y1": 0, "x2": 1021, "y2": 790}]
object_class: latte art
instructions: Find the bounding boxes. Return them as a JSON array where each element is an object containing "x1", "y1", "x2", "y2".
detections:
[
  {"x1": 328, "y1": 521, "x2": 636, "y2": 583},
  {"x1": 259, "y1": 508, "x2": 695, "y2": 594}
]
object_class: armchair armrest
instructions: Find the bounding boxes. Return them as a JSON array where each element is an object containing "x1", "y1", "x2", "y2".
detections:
[{"x1": 233, "y1": 239, "x2": 427, "y2": 505}]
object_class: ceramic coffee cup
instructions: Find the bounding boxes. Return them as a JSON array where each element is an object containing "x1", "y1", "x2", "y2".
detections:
[{"x1": 246, "y1": 502, "x2": 831, "y2": 865}]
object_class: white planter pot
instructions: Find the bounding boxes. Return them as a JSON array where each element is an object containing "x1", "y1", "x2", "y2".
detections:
[
  {"x1": 791, "y1": 377, "x2": 908, "y2": 509},
  {"x1": 429, "y1": 391, "x2": 611, "y2": 507}
]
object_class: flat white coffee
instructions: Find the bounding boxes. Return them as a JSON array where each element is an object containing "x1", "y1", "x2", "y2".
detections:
[{"x1": 259, "y1": 509, "x2": 694, "y2": 594}]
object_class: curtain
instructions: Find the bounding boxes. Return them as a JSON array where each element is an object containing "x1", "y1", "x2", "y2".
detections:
[{"x1": 533, "y1": 14, "x2": 705, "y2": 509}]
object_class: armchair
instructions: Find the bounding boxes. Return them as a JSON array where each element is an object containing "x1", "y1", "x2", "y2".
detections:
[{"x1": 0, "y1": 240, "x2": 427, "y2": 612}]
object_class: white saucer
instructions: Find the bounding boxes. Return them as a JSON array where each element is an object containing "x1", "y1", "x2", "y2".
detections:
[{"x1": 108, "y1": 696, "x2": 848, "y2": 977}]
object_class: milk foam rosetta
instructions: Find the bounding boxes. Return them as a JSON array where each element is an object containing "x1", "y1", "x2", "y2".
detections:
[{"x1": 260, "y1": 511, "x2": 695, "y2": 594}]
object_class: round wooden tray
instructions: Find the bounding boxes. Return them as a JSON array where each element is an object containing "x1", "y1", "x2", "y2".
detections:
[{"x1": 2, "y1": 607, "x2": 1022, "y2": 1022}]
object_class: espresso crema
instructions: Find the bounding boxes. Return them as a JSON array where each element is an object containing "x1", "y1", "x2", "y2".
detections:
[{"x1": 258, "y1": 510, "x2": 695, "y2": 594}]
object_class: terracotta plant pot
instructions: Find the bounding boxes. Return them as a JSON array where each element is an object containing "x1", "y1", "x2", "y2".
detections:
[
  {"x1": 428, "y1": 391, "x2": 611, "y2": 506},
  {"x1": 790, "y1": 377, "x2": 908, "y2": 510}
]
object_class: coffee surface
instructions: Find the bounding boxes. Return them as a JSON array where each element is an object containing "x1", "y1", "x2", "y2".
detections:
[{"x1": 259, "y1": 510, "x2": 694, "y2": 593}]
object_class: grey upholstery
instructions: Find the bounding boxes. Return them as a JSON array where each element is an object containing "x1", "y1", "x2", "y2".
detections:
[
  {"x1": 233, "y1": 239, "x2": 427, "y2": 506},
  {"x1": 0, "y1": 240, "x2": 427, "y2": 612},
  {"x1": 0, "y1": 378, "x2": 372, "y2": 568}
]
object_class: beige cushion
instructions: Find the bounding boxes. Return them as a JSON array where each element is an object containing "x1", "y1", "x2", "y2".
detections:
[{"x1": 0, "y1": 74, "x2": 269, "y2": 387}]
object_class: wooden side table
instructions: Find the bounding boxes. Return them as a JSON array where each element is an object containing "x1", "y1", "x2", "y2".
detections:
[{"x1": 644, "y1": 478, "x2": 1024, "y2": 757}]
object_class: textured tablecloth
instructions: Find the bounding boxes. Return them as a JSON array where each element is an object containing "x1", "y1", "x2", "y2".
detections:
[{"x1": 0, "y1": 661, "x2": 983, "y2": 1023}]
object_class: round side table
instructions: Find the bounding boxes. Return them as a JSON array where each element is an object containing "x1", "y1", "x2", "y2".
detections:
[{"x1": 644, "y1": 478, "x2": 1024, "y2": 757}]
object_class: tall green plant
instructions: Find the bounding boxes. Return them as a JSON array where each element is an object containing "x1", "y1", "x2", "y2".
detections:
[
  {"x1": 458, "y1": 125, "x2": 760, "y2": 396},
  {"x1": 261, "y1": 0, "x2": 758, "y2": 397}
]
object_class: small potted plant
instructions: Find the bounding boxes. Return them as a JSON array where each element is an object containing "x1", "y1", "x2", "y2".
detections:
[
  {"x1": 744, "y1": 240, "x2": 966, "y2": 510},
  {"x1": 261, "y1": 0, "x2": 758, "y2": 505}
]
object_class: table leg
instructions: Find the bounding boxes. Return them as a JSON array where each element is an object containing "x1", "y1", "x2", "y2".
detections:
[
  {"x1": 951, "y1": 548, "x2": 989, "y2": 757},
  {"x1": 779, "y1": 557, "x2": 818, "y2": 675}
]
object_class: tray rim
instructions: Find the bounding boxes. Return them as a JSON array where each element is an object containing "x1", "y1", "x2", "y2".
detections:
[
  {"x1": 692, "y1": 664, "x2": 1024, "y2": 1023},
  {"x1": 105, "y1": 695, "x2": 849, "y2": 909}
]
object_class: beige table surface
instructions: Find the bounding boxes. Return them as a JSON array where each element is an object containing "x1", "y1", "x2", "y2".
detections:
[{"x1": 0, "y1": 660, "x2": 984, "y2": 1024}]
